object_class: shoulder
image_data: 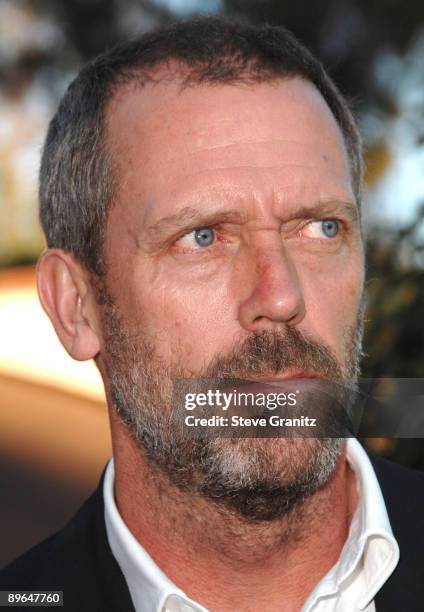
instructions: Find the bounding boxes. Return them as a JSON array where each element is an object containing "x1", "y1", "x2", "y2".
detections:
[
  {"x1": 370, "y1": 451, "x2": 424, "y2": 532},
  {"x1": 369, "y1": 451, "x2": 424, "y2": 509},
  {"x1": 370, "y1": 452, "x2": 424, "y2": 610},
  {"x1": 370, "y1": 451, "x2": 424, "y2": 542},
  {"x1": 0, "y1": 479, "x2": 134, "y2": 612},
  {"x1": 0, "y1": 487, "x2": 96, "y2": 583}
]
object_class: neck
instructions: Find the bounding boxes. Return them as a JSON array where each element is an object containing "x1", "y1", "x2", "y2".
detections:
[{"x1": 112, "y1": 419, "x2": 357, "y2": 612}]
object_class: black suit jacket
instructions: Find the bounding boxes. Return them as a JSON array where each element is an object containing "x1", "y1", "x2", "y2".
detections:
[{"x1": 1, "y1": 453, "x2": 424, "y2": 611}]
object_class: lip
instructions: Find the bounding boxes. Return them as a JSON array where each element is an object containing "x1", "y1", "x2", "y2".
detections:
[{"x1": 246, "y1": 372, "x2": 319, "y2": 382}]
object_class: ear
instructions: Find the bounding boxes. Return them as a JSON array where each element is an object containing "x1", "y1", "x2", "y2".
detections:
[{"x1": 37, "y1": 249, "x2": 101, "y2": 361}]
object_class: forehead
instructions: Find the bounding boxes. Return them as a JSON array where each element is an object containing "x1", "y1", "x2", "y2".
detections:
[{"x1": 105, "y1": 75, "x2": 353, "y2": 225}]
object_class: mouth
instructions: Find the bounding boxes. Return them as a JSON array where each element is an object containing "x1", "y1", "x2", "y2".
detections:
[{"x1": 246, "y1": 371, "x2": 319, "y2": 383}]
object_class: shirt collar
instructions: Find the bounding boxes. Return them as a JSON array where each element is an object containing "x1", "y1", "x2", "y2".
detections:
[
  {"x1": 347, "y1": 438, "x2": 399, "y2": 609},
  {"x1": 104, "y1": 438, "x2": 399, "y2": 612},
  {"x1": 303, "y1": 438, "x2": 400, "y2": 610},
  {"x1": 103, "y1": 461, "x2": 207, "y2": 612}
]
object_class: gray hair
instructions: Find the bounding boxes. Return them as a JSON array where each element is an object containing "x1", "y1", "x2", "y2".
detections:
[{"x1": 39, "y1": 16, "x2": 363, "y2": 276}]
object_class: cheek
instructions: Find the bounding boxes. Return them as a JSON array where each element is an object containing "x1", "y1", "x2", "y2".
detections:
[
  {"x1": 299, "y1": 254, "x2": 364, "y2": 352},
  {"x1": 137, "y1": 272, "x2": 237, "y2": 365}
]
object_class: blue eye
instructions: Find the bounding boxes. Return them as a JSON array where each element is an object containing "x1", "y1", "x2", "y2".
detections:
[
  {"x1": 321, "y1": 219, "x2": 339, "y2": 238},
  {"x1": 194, "y1": 227, "x2": 215, "y2": 247}
]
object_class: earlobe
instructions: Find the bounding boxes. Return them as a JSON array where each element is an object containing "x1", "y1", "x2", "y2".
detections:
[{"x1": 37, "y1": 250, "x2": 101, "y2": 361}]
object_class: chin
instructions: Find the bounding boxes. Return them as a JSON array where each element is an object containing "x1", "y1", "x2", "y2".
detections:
[{"x1": 167, "y1": 436, "x2": 343, "y2": 522}]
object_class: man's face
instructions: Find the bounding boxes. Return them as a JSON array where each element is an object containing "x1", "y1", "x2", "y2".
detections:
[{"x1": 100, "y1": 75, "x2": 364, "y2": 519}]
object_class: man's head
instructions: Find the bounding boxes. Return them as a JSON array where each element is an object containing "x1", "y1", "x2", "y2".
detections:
[
  {"x1": 39, "y1": 17, "x2": 363, "y2": 278},
  {"x1": 37, "y1": 17, "x2": 365, "y2": 522}
]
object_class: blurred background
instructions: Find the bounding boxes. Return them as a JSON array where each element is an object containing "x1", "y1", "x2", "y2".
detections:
[{"x1": 1, "y1": 0, "x2": 424, "y2": 569}]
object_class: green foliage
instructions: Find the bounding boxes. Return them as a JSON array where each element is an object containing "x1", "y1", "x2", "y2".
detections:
[
  {"x1": 363, "y1": 204, "x2": 424, "y2": 378},
  {"x1": 362, "y1": 205, "x2": 424, "y2": 468}
]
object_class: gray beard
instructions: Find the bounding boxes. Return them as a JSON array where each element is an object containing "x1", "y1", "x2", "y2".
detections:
[{"x1": 101, "y1": 291, "x2": 363, "y2": 522}]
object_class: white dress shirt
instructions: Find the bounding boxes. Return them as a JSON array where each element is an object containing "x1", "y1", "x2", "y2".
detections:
[{"x1": 104, "y1": 438, "x2": 399, "y2": 612}]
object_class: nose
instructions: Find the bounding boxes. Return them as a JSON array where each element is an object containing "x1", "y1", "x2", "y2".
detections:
[{"x1": 238, "y1": 242, "x2": 306, "y2": 332}]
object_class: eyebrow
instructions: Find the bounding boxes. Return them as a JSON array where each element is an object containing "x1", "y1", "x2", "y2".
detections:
[
  {"x1": 291, "y1": 200, "x2": 359, "y2": 223},
  {"x1": 138, "y1": 199, "x2": 359, "y2": 252},
  {"x1": 139, "y1": 206, "x2": 247, "y2": 250}
]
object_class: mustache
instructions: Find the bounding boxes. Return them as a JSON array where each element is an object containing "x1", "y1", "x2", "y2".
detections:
[{"x1": 203, "y1": 327, "x2": 344, "y2": 381}]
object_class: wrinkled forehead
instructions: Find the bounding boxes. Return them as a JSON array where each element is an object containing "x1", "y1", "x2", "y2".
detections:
[{"x1": 104, "y1": 74, "x2": 354, "y2": 225}]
